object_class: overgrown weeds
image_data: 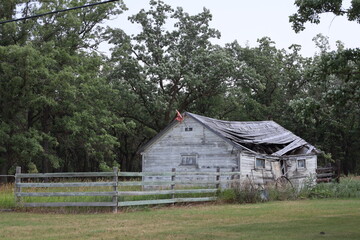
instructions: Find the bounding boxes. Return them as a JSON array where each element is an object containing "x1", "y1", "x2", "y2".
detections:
[
  {"x1": 0, "y1": 183, "x2": 15, "y2": 209},
  {"x1": 218, "y1": 176, "x2": 360, "y2": 204},
  {"x1": 305, "y1": 176, "x2": 360, "y2": 199}
]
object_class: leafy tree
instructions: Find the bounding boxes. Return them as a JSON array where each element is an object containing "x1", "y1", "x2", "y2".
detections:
[
  {"x1": 290, "y1": 0, "x2": 360, "y2": 173},
  {"x1": 0, "y1": 0, "x2": 127, "y2": 177},
  {"x1": 107, "y1": 0, "x2": 235, "y2": 170},
  {"x1": 224, "y1": 38, "x2": 312, "y2": 124},
  {"x1": 290, "y1": 0, "x2": 360, "y2": 33},
  {"x1": 288, "y1": 36, "x2": 360, "y2": 174}
]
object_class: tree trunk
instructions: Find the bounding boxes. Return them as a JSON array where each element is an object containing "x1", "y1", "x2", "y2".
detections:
[{"x1": 0, "y1": 157, "x2": 8, "y2": 183}]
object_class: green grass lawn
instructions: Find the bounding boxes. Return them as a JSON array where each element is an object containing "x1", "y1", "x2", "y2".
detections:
[{"x1": 1, "y1": 199, "x2": 360, "y2": 240}]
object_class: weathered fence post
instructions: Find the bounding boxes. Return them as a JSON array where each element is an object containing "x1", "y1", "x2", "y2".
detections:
[
  {"x1": 113, "y1": 167, "x2": 118, "y2": 213},
  {"x1": 15, "y1": 166, "x2": 21, "y2": 207},
  {"x1": 171, "y1": 168, "x2": 176, "y2": 205},
  {"x1": 216, "y1": 167, "x2": 220, "y2": 190}
]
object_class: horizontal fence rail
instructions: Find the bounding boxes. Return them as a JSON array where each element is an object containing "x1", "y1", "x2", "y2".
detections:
[
  {"x1": 14, "y1": 167, "x2": 240, "y2": 212},
  {"x1": 316, "y1": 167, "x2": 339, "y2": 183},
  {"x1": 14, "y1": 166, "x2": 119, "y2": 212}
]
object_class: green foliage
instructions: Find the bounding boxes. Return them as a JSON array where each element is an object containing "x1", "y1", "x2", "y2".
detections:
[
  {"x1": 306, "y1": 177, "x2": 360, "y2": 199},
  {"x1": 290, "y1": 0, "x2": 351, "y2": 33},
  {"x1": 0, "y1": 0, "x2": 127, "y2": 175},
  {"x1": 1, "y1": 0, "x2": 360, "y2": 176},
  {"x1": 286, "y1": 35, "x2": 360, "y2": 173},
  {"x1": 218, "y1": 181, "x2": 262, "y2": 204},
  {"x1": 0, "y1": 183, "x2": 15, "y2": 209},
  {"x1": 108, "y1": 0, "x2": 231, "y2": 131}
]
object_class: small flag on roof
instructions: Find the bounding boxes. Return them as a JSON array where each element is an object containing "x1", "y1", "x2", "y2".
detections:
[{"x1": 175, "y1": 110, "x2": 183, "y2": 122}]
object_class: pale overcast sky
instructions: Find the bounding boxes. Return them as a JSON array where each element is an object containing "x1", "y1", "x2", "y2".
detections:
[{"x1": 104, "y1": 0, "x2": 359, "y2": 57}]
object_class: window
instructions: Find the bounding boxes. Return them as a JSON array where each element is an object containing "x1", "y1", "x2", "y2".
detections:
[
  {"x1": 256, "y1": 158, "x2": 265, "y2": 168},
  {"x1": 185, "y1": 127, "x2": 193, "y2": 132},
  {"x1": 297, "y1": 159, "x2": 306, "y2": 169},
  {"x1": 181, "y1": 155, "x2": 197, "y2": 165}
]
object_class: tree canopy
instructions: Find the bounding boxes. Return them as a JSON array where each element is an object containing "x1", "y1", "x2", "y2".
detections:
[
  {"x1": 290, "y1": 0, "x2": 360, "y2": 32},
  {"x1": 0, "y1": 0, "x2": 359, "y2": 179}
]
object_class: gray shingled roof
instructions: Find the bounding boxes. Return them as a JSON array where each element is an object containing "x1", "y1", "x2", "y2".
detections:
[{"x1": 186, "y1": 112, "x2": 318, "y2": 156}]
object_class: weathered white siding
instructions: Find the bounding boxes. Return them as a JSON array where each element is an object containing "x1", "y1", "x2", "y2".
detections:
[
  {"x1": 142, "y1": 117, "x2": 238, "y2": 184},
  {"x1": 239, "y1": 153, "x2": 275, "y2": 185},
  {"x1": 286, "y1": 155, "x2": 317, "y2": 188},
  {"x1": 239, "y1": 152, "x2": 317, "y2": 188}
]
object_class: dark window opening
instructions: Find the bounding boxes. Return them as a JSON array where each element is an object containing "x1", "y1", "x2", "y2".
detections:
[
  {"x1": 297, "y1": 159, "x2": 306, "y2": 169},
  {"x1": 181, "y1": 155, "x2": 197, "y2": 165},
  {"x1": 256, "y1": 158, "x2": 265, "y2": 168},
  {"x1": 185, "y1": 127, "x2": 193, "y2": 132}
]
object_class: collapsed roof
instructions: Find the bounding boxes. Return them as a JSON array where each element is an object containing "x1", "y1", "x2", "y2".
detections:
[{"x1": 186, "y1": 112, "x2": 319, "y2": 156}]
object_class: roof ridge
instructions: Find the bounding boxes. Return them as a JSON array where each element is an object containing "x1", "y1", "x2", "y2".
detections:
[{"x1": 185, "y1": 112, "x2": 277, "y2": 124}]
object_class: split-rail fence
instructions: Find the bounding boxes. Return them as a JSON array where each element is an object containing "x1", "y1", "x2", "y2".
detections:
[{"x1": 14, "y1": 167, "x2": 239, "y2": 212}]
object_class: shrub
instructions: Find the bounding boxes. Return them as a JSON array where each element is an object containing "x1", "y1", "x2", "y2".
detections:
[{"x1": 219, "y1": 179, "x2": 262, "y2": 204}]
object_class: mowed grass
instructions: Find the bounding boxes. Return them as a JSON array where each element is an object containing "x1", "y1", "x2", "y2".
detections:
[{"x1": 1, "y1": 199, "x2": 360, "y2": 240}]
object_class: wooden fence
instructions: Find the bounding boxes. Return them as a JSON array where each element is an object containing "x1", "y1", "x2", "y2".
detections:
[
  {"x1": 14, "y1": 167, "x2": 239, "y2": 212},
  {"x1": 316, "y1": 166, "x2": 340, "y2": 183}
]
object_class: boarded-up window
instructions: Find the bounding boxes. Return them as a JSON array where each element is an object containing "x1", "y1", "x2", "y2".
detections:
[
  {"x1": 297, "y1": 159, "x2": 306, "y2": 169},
  {"x1": 256, "y1": 158, "x2": 265, "y2": 168},
  {"x1": 181, "y1": 155, "x2": 197, "y2": 165}
]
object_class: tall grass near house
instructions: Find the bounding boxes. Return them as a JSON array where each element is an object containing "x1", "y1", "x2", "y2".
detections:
[
  {"x1": 305, "y1": 176, "x2": 360, "y2": 199},
  {"x1": 219, "y1": 176, "x2": 360, "y2": 204}
]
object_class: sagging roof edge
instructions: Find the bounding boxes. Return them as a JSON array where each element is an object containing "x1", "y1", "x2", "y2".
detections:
[{"x1": 187, "y1": 112, "x2": 319, "y2": 157}]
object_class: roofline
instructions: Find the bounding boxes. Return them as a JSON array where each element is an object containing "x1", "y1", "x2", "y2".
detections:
[
  {"x1": 138, "y1": 112, "x2": 256, "y2": 154},
  {"x1": 137, "y1": 119, "x2": 179, "y2": 154},
  {"x1": 184, "y1": 112, "x2": 258, "y2": 154},
  {"x1": 138, "y1": 112, "x2": 319, "y2": 156}
]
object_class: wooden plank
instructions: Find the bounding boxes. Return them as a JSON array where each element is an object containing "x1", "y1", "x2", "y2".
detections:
[
  {"x1": 119, "y1": 180, "x2": 220, "y2": 186},
  {"x1": 112, "y1": 167, "x2": 118, "y2": 213},
  {"x1": 175, "y1": 197, "x2": 217, "y2": 202},
  {"x1": 316, "y1": 178, "x2": 333, "y2": 183},
  {"x1": 118, "y1": 189, "x2": 217, "y2": 196},
  {"x1": 317, "y1": 173, "x2": 334, "y2": 178},
  {"x1": 316, "y1": 167, "x2": 334, "y2": 173},
  {"x1": 175, "y1": 180, "x2": 220, "y2": 185},
  {"x1": 119, "y1": 199, "x2": 175, "y2": 207},
  {"x1": 17, "y1": 171, "x2": 240, "y2": 178},
  {"x1": 17, "y1": 172, "x2": 116, "y2": 178},
  {"x1": 22, "y1": 202, "x2": 116, "y2": 207},
  {"x1": 16, "y1": 191, "x2": 117, "y2": 197},
  {"x1": 118, "y1": 171, "x2": 240, "y2": 177},
  {"x1": 169, "y1": 172, "x2": 240, "y2": 176},
  {"x1": 174, "y1": 189, "x2": 218, "y2": 194},
  {"x1": 174, "y1": 172, "x2": 220, "y2": 176},
  {"x1": 119, "y1": 181, "x2": 172, "y2": 186},
  {"x1": 118, "y1": 197, "x2": 217, "y2": 207},
  {"x1": 17, "y1": 182, "x2": 116, "y2": 188},
  {"x1": 15, "y1": 167, "x2": 21, "y2": 207},
  {"x1": 118, "y1": 172, "x2": 174, "y2": 177}
]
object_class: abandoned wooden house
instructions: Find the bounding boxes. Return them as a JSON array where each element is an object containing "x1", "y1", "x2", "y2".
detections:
[{"x1": 139, "y1": 112, "x2": 319, "y2": 188}]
